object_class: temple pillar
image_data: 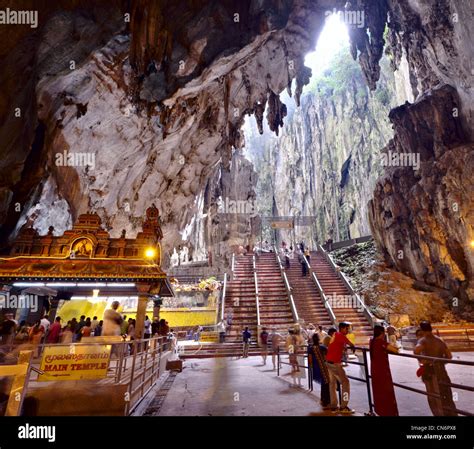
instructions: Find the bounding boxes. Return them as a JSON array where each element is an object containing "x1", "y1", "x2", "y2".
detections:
[{"x1": 135, "y1": 283, "x2": 151, "y2": 339}]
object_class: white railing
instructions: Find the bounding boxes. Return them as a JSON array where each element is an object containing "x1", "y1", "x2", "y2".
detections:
[
  {"x1": 299, "y1": 247, "x2": 337, "y2": 325},
  {"x1": 274, "y1": 246, "x2": 299, "y2": 322},
  {"x1": 253, "y1": 255, "x2": 261, "y2": 326},
  {"x1": 311, "y1": 271, "x2": 337, "y2": 325},
  {"x1": 220, "y1": 272, "x2": 227, "y2": 322},
  {"x1": 317, "y1": 244, "x2": 375, "y2": 327}
]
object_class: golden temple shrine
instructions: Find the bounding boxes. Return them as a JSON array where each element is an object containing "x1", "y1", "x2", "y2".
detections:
[{"x1": 0, "y1": 205, "x2": 173, "y2": 338}]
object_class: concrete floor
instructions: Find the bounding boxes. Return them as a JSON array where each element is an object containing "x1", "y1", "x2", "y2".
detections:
[{"x1": 156, "y1": 352, "x2": 474, "y2": 417}]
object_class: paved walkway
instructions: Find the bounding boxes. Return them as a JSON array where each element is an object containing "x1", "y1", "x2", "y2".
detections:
[
  {"x1": 157, "y1": 356, "x2": 330, "y2": 416},
  {"x1": 155, "y1": 351, "x2": 474, "y2": 416}
]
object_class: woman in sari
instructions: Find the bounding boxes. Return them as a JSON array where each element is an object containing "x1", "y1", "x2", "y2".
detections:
[
  {"x1": 370, "y1": 324, "x2": 399, "y2": 416},
  {"x1": 308, "y1": 333, "x2": 331, "y2": 408}
]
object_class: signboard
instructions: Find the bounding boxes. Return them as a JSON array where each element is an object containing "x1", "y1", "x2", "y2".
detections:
[
  {"x1": 38, "y1": 344, "x2": 111, "y2": 381},
  {"x1": 270, "y1": 220, "x2": 294, "y2": 229}
]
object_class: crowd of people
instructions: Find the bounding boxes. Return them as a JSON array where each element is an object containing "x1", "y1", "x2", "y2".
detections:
[
  {"x1": 0, "y1": 301, "x2": 174, "y2": 356},
  {"x1": 238, "y1": 319, "x2": 457, "y2": 417}
]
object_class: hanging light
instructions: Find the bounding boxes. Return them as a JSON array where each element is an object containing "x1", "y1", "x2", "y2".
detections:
[{"x1": 145, "y1": 247, "x2": 157, "y2": 259}]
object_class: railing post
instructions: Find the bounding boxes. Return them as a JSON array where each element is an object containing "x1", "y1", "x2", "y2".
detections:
[
  {"x1": 362, "y1": 348, "x2": 374, "y2": 415},
  {"x1": 277, "y1": 346, "x2": 280, "y2": 377},
  {"x1": 274, "y1": 246, "x2": 299, "y2": 322},
  {"x1": 125, "y1": 339, "x2": 138, "y2": 415},
  {"x1": 220, "y1": 272, "x2": 227, "y2": 322},
  {"x1": 253, "y1": 255, "x2": 261, "y2": 327}
]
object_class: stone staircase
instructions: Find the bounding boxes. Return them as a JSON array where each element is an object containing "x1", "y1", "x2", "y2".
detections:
[
  {"x1": 256, "y1": 253, "x2": 295, "y2": 333},
  {"x1": 225, "y1": 254, "x2": 258, "y2": 343},
  {"x1": 311, "y1": 251, "x2": 373, "y2": 345},
  {"x1": 285, "y1": 258, "x2": 333, "y2": 328}
]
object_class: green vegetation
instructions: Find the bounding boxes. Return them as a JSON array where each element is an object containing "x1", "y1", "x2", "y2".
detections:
[{"x1": 305, "y1": 45, "x2": 364, "y2": 98}]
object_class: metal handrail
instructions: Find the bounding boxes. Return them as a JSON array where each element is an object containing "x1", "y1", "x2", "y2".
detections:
[
  {"x1": 220, "y1": 272, "x2": 227, "y2": 322},
  {"x1": 253, "y1": 255, "x2": 261, "y2": 326},
  {"x1": 279, "y1": 342, "x2": 474, "y2": 416},
  {"x1": 274, "y1": 246, "x2": 299, "y2": 322},
  {"x1": 297, "y1": 247, "x2": 337, "y2": 325},
  {"x1": 311, "y1": 272, "x2": 337, "y2": 325},
  {"x1": 318, "y1": 244, "x2": 375, "y2": 327},
  {"x1": 231, "y1": 252, "x2": 235, "y2": 276}
]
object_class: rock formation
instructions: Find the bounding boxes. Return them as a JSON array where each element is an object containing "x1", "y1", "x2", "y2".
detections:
[
  {"x1": 0, "y1": 0, "x2": 333, "y2": 253},
  {"x1": 244, "y1": 50, "x2": 398, "y2": 246},
  {"x1": 0, "y1": 0, "x2": 471, "y2": 304}
]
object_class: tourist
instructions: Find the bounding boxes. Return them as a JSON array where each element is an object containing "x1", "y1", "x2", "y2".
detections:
[
  {"x1": 186, "y1": 328, "x2": 193, "y2": 340},
  {"x1": 260, "y1": 327, "x2": 269, "y2": 365},
  {"x1": 94, "y1": 320, "x2": 103, "y2": 337},
  {"x1": 121, "y1": 315, "x2": 129, "y2": 335},
  {"x1": 144, "y1": 315, "x2": 152, "y2": 339},
  {"x1": 70, "y1": 317, "x2": 78, "y2": 334},
  {"x1": 103, "y1": 301, "x2": 124, "y2": 336},
  {"x1": 151, "y1": 317, "x2": 160, "y2": 336},
  {"x1": 169, "y1": 329, "x2": 178, "y2": 355},
  {"x1": 322, "y1": 327, "x2": 336, "y2": 347},
  {"x1": 304, "y1": 248, "x2": 311, "y2": 267},
  {"x1": 74, "y1": 315, "x2": 86, "y2": 342},
  {"x1": 226, "y1": 308, "x2": 234, "y2": 328},
  {"x1": 296, "y1": 322, "x2": 309, "y2": 342},
  {"x1": 317, "y1": 325, "x2": 328, "y2": 342},
  {"x1": 306, "y1": 323, "x2": 316, "y2": 341},
  {"x1": 414, "y1": 321, "x2": 457, "y2": 416},
  {"x1": 81, "y1": 317, "x2": 92, "y2": 338},
  {"x1": 218, "y1": 320, "x2": 227, "y2": 343},
  {"x1": 128, "y1": 319, "x2": 136, "y2": 354},
  {"x1": 387, "y1": 323, "x2": 399, "y2": 348},
  {"x1": 326, "y1": 322, "x2": 356, "y2": 413},
  {"x1": 287, "y1": 328, "x2": 305, "y2": 387},
  {"x1": 91, "y1": 316, "x2": 99, "y2": 332},
  {"x1": 343, "y1": 324, "x2": 356, "y2": 365},
  {"x1": 242, "y1": 326, "x2": 251, "y2": 358},
  {"x1": 40, "y1": 314, "x2": 51, "y2": 335},
  {"x1": 159, "y1": 319, "x2": 170, "y2": 336},
  {"x1": 193, "y1": 325, "x2": 202, "y2": 342},
  {"x1": 47, "y1": 317, "x2": 61, "y2": 344},
  {"x1": 270, "y1": 328, "x2": 283, "y2": 370},
  {"x1": 29, "y1": 320, "x2": 45, "y2": 357},
  {"x1": 0, "y1": 313, "x2": 17, "y2": 346},
  {"x1": 282, "y1": 246, "x2": 290, "y2": 269},
  {"x1": 298, "y1": 250, "x2": 308, "y2": 277},
  {"x1": 369, "y1": 324, "x2": 399, "y2": 416},
  {"x1": 61, "y1": 321, "x2": 73, "y2": 343},
  {"x1": 14, "y1": 321, "x2": 30, "y2": 344},
  {"x1": 308, "y1": 333, "x2": 331, "y2": 409}
]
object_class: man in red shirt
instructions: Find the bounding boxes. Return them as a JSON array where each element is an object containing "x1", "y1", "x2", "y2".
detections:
[{"x1": 326, "y1": 322, "x2": 356, "y2": 414}]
